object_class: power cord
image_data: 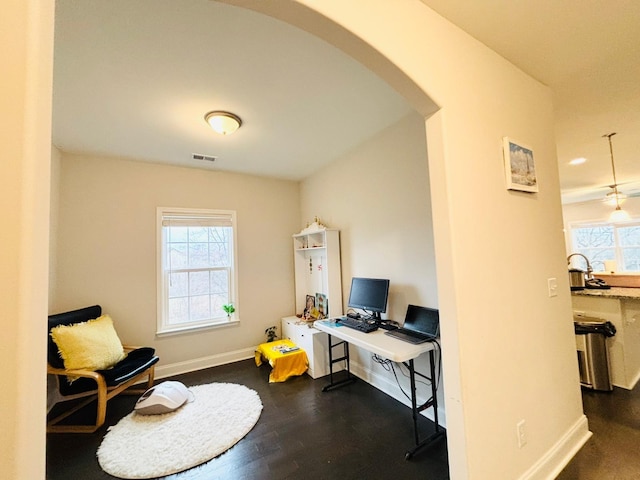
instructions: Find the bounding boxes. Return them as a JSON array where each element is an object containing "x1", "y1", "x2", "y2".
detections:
[
  {"x1": 371, "y1": 339, "x2": 442, "y2": 402},
  {"x1": 372, "y1": 354, "x2": 428, "y2": 402}
]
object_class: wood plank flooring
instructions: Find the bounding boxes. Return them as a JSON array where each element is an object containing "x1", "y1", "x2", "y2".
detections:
[
  {"x1": 557, "y1": 384, "x2": 640, "y2": 479},
  {"x1": 47, "y1": 359, "x2": 449, "y2": 479}
]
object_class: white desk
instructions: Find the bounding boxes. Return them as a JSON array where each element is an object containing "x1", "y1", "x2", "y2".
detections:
[
  {"x1": 314, "y1": 319, "x2": 435, "y2": 361},
  {"x1": 314, "y1": 319, "x2": 445, "y2": 459}
]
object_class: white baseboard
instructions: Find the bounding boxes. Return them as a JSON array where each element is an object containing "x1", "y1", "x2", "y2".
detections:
[
  {"x1": 627, "y1": 369, "x2": 640, "y2": 390},
  {"x1": 518, "y1": 414, "x2": 592, "y2": 480},
  {"x1": 349, "y1": 359, "x2": 447, "y2": 428},
  {"x1": 154, "y1": 347, "x2": 256, "y2": 380}
]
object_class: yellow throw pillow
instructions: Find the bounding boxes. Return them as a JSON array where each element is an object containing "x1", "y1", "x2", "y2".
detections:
[{"x1": 51, "y1": 314, "x2": 126, "y2": 373}]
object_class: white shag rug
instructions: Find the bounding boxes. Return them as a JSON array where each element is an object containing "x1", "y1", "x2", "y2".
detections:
[{"x1": 97, "y1": 383, "x2": 263, "y2": 479}]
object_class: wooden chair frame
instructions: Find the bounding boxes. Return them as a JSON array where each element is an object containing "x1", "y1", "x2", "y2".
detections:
[{"x1": 47, "y1": 346, "x2": 156, "y2": 434}]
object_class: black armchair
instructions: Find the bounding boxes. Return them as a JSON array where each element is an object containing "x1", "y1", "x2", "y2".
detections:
[{"x1": 47, "y1": 305, "x2": 159, "y2": 433}]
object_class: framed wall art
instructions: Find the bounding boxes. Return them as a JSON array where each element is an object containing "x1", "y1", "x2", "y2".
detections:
[{"x1": 503, "y1": 137, "x2": 538, "y2": 193}]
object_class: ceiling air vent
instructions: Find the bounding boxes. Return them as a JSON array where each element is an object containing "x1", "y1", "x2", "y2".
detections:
[{"x1": 192, "y1": 153, "x2": 217, "y2": 162}]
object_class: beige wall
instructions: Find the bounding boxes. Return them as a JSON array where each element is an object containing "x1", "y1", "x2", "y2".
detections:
[
  {"x1": 235, "y1": 1, "x2": 586, "y2": 478},
  {"x1": 301, "y1": 111, "x2": 445, "y2": 418},
  {"x1": 302, "y1": 112, "x2": 437, "y2": 314},
  {"x1": 49, "y1": 146, "x2": 61, "y2": 305},
  {"x1": 1, "y1": 1, "x2": 53, "y2": 478},
  {"x1": 53, "y1": 154, "x2": 300, "y2": 367}
]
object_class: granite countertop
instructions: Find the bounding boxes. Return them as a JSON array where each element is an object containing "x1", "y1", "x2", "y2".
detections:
[{"x1": 572, "y1": 287, "x2": 640, "y2": 300}]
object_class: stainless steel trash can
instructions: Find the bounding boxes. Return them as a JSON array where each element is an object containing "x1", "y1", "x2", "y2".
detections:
[{"x1": 574, "y1": 316, "x2": 616, "y2": 391}]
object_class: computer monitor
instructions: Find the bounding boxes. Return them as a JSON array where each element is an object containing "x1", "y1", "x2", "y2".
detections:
[{"x1": 347, "y1": 277, "x2": 390, "y2": 321}]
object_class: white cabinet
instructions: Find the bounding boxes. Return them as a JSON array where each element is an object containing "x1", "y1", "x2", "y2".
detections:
[
  {"x1": 281, "y1": 316, "x2": 332, "y2": 379},
  {"x1": 292, "y1": 229, "x2": 342, "y2": 319}
]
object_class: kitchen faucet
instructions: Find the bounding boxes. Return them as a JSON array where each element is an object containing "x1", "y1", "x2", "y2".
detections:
[{"x1": 567, "y1": 253, "x2": 593, "y2": 279}]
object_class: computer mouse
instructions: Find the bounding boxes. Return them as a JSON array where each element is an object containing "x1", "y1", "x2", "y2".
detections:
[{"x1": 134, "y1": 381, "x2": 192, "y2": 415}]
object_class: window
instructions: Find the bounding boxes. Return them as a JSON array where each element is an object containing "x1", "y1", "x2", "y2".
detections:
[
  {"x1": 570, "y1": 220, "x2": 640, "y2": 273},
  {"x1": 157, "y1": 208, "x2": 238, "y2": 334}
]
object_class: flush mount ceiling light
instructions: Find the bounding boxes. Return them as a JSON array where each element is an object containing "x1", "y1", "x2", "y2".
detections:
[
  {"x1": 569, "y1": 157, "x2": 587, "y2": 165},
  {"x1": 603, "y1": 132, "x2": 631, "y2": 222},
  {"x1": 204, "y1": 111, "x2": 242, "y2": 135}
]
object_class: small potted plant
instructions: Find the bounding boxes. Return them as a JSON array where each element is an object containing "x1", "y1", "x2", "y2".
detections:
[
  {"x1": 265, "y1": 326, "x2": 277, "y2": 342},
  {"x1": 222, "y1": 303, "x2": 235, "y2": 318}
]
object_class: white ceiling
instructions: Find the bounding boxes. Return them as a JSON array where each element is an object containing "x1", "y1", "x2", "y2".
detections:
[
  {"x1": 54, "y1": 0, "x2": 640, "y2": 201},
  {"x1": 52, "y1": 0, "x2": 412, "y2": 181}
]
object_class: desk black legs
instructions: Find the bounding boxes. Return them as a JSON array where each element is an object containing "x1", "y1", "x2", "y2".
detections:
[
  {"x1": 320, "y1": 332, "x2": 445, "y2": 460},
  {"x1": 322, "y1": 333, "x2": 356, "y2": 392},
  {"x1": 404, "y1": 350, "x2": 446, "y2": 460}
]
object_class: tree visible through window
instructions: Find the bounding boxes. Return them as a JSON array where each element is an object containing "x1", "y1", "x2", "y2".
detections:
[
  {"x1": 157, "y1": 208, "x2": 238, "y2": 334},
  {"x1": 570, "y1": 221, "x2": 640, "y2": 273}
]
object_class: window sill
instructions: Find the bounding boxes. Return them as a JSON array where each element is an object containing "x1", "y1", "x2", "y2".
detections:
[{"x1": 156, "y1": 319, "x2": 240, "y2": 337}]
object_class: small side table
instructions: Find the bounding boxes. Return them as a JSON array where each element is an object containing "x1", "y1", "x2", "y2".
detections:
[{"x1": 254, "y1": 339, "x2": 308, "y2": 383}]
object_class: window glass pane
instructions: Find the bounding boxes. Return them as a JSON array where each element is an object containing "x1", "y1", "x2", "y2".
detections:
[
  {"x1": 168, "y1": 242, "x2": 187, "y2": 269},
  {"x1": 168, "y1": 272, "x2": 188, "y2": 297},
  {"x1": 572, "y1": 226, "x2": 614, "y2": 249},
  {"x1": 168, "y1": 297, "x2": 189, "y2": 324},
  {"x1": 189, "y1": 271, "x2": 210, "y2": 295},
  {"x1": 585, "y1": 249, "x2": 615, "y2": 272},
  {"x1": 210, "y1": 269, "x2": 229, "y2": 294},
  {"x1": 188, "y1": 226, "x2": 209, "y2": 243},
  {"x1": 210, "y1": 294, "x2": 226, "y2": 316},
  {"x1": 619, "y1": 226, "x2": 640, "y2": 247},
  {"x1": 621, "y1": 248, "x2": 640, "y2": 271},
  {"x1": 190, "y1": 295, "x2": 211, "y2": 321},
  {"x1": 168, "y1": 226, "x2": 188, "y2": 243},
  {"x1": 209, "y1": 241, "x2": 230, "y2": 266},
  {"x1": 188, "y1": 242, "x2": 209, "y2": 268}
]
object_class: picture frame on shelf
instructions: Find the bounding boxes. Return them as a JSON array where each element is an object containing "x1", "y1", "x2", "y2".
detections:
[
  {"x1": 316, "y1": 293, "x2": 327, "y2": 319},
  {"x1": 503, "y1": 137, "x2": 538, "y2": 193},
  {"x1": 303, "y1": 294, "x2": 317, "y2": 319}
]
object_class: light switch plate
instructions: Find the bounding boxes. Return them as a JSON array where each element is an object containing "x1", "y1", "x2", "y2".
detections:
[{"x1": 548, "y1": 278, "x2": 558, "y2": 297}]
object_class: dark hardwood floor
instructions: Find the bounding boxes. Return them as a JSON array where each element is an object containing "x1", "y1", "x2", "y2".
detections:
[
  {"x1": 557, "y1": 384, "x2": 640, "y2": 479},
  {"x1": 48, "y1": 358, "x2": 640, "y2": 479},
  {"x1": 47, "y1": 359, "x2": 449, "y2": 479}
]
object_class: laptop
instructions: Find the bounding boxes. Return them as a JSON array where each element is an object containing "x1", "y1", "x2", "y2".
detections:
[{"x1": 385, "y1": 304, "x2": 439, "y2": 344}]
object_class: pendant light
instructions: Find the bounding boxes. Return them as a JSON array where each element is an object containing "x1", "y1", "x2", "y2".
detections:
[{"x1": 603, "y1": 132, "x2": 630, "y2": 222}]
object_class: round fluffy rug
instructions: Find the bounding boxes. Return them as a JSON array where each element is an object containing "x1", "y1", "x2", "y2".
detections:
[{"x1": 97, "y1": 383, "x2": 263, "y2": 479}]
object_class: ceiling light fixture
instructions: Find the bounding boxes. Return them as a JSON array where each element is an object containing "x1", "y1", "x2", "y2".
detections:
[
  {"x1": 603, "y1": 132, "x2": 630, "y2": 222},
  {"x1": 204, "y1": 111, "x2": 242, "y2": 135}
]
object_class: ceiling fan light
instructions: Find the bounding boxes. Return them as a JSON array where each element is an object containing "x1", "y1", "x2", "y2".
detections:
[
  {"x1": 605, "y1": 191, "x2": 627, "y2": 206},
  {"x1": 204, "y1": 111, "x2": 242, "y2": 135},
  {"x1": 609, "y1": 206, "x2": 631, "y2": 223}
]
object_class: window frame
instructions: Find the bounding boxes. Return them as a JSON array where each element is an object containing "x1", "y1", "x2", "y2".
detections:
[
  {"x1": 569, "y1": 219, "x2": 640, "y2": 274},
  {"x1": 156, "y1": 207, "x2": 239, "y2": 335}
]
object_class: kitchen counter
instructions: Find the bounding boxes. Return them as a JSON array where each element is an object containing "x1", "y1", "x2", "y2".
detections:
[
  {"x1": 572, "y1": 287, "x2": 640, "y2": 300},
  {"x1": 572, "y1": 288, "x2": 640, "y2": 390}
]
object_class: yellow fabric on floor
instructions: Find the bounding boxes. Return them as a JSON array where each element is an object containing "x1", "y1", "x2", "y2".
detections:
[{"x1": 254, "y1": 339, "x2": 308, "y2": 383}]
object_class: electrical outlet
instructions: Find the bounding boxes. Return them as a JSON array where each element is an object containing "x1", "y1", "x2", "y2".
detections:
[
  {"x1": 517, "y1": 420, "x2": 527, "y2": 448},
  {"x1": 547, "y1": 277, "x2": 558, "y2": 297}
]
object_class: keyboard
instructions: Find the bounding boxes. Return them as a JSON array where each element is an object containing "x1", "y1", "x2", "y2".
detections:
[{"x1": 337, "y1": 316, "x2": 378, "y2": 333}]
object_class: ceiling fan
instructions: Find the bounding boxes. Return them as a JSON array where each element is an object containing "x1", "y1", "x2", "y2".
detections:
[{"x1": 561, "y1": 134, "x2": 640, "y2": 206}]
